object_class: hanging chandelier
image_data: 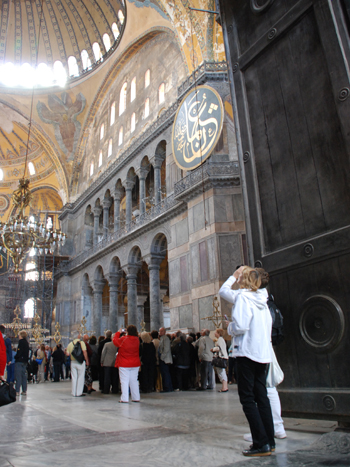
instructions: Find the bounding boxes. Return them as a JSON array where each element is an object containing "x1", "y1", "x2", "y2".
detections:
[
  {"x1": 0, "y1": 0, "x2": 66, "y2": 274},
  {"x1": 0, "y1": 178, "x2": 66, "y2": 273}
]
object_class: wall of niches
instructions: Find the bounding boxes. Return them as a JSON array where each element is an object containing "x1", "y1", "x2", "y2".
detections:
[{"x1": 77, "y1": 33, "x2": 187, "y2": 196}]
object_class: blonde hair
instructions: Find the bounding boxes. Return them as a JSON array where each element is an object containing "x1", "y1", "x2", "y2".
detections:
[
  {"x1": 19, "y1": 330, "x2": 27, "y2": 338},
  {"x1": 141, "y1": 331, "x2": 152, "y2": 343},
  {"x1": 240, "y1": 267, "x2": 261, "y2": 292}
]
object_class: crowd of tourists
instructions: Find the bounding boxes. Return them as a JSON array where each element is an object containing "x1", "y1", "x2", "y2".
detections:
[{"x1": 0, "y1": 264, "x2": 286, "y2": 458}]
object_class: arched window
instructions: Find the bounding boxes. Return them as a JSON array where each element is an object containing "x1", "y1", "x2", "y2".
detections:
[
  {"x1": 100, "y1": 123, "x2": 105, "y2": 140},
  {"x1": 145, "y1": 69, "x2": 150, "y2": 88},
  {"x1": 81, "y1": 50, "x2": 91, "y2": 70},
  {"x1": 159, "y1": 82, "x2": 165, "y2": 104},
  {"x1": 46, "y1": 216, "x2": 53, "y2": 229},
  {"x1": 119, "y1": 82, "x2": 127, "y2": 116},
  {"x1": 28, "y1": 162, "x2": 35, "y2": 175},
  {"x1": 144, "y1": 98, "x2": 150, "y2": 118},
  {"x1": 53, "y1": 60, "x2": 67, "y2": 87},
  {"x1": 131, "y1": 113, "x2": 135, "y2": 133},
  {"x1": 108, "y1": 138, "x2": 113, "y2": 157},
  {"x1": 110, "y1": 102, "x2": 115, "y2": 125},
  {"x1": 93, "y1": 42, "x2": 102, "y2": 61},
  {"x1": 112, "y1": 22, "x2": 120, "y2": 40},
  {"x1": 0, "y1": 168, "x2": 4, "y2": 181},
  {"x1": 131, "y1": 77, "x2": 136, "y2": 102},
  {"x1": 99, "y1": 150, "x2": 103, "y2": 167},
  {"x1": 118, "y1": 10, "x2": 125, "y2": 24},
  {"x1": 90, "y1": 162, "x2": 94, "y2": 176},
  {"x1": 103, "y1": 33, "x2": 111, "y2": 52},
  {"x1": 37, "y1": 63, "x2": 53, "y2": 87},
  {"x1": 118, "y1": 127, "x2": 123, "y2": 146},
  {"x1": 25, "y1": 263, "x2": 38, "y2": 282},
  {"x1": 24, "y1": 298, "x2": 35, "y2": 318},
  {"x1": 68, "y1": 56, "x2": 79, "y2": 77}
]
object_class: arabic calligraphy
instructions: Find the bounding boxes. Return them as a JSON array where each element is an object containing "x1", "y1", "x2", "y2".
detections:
[{"x1": 172, "y1": 86, "x2": 223, "y2": 170}]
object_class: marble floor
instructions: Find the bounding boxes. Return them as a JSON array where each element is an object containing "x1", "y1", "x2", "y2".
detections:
[{"x1": 0, "y1": 380, "x2": 349, "y2": 467}]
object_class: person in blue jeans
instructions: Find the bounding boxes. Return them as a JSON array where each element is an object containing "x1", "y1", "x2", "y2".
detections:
[
  {"x1": 7, "y1": 346, "x2": 16, "y2": 383},
  {"x1": 14, "y1": 330, "x2": 30, "y2": 396}
]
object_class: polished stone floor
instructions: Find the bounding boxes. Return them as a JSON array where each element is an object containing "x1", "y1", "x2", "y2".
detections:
[{"x1": 0, "y1": 380, "x2": 349, "y2": 467}]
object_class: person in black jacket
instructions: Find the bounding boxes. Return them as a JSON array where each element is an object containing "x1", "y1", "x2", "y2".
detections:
[
  {"x1": 52, "y1": 344, "x2": 65, "y2": 382},
  {"x1": 140, "y1": 332, "x2": 156, "y2": 393},
  {"x1": 14, "y1": 330, "x2": 30, "y2": 396},
  {"x1": 172, "y1": 332, "x2": 190, "y2": 391},
  {"x1": 98, "y1": 331, "x2": 112, "y2": 391}
]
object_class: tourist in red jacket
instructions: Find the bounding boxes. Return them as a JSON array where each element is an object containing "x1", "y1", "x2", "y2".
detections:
[{"x1": 113, "y1": 325, "x2": 140, "y2": 403}]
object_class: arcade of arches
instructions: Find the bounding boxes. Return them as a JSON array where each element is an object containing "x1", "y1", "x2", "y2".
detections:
[{"x1": 0, "y1": 1, "x2": 244, "y2": 337}]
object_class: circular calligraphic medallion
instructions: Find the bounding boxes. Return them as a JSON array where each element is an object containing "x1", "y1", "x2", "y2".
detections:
[
  {"x1": 172, "y1": 85, "x2": 224, "y2": 170},
  {"x1": 0, "y1": 194, "x2": 9, "y2": 212}
]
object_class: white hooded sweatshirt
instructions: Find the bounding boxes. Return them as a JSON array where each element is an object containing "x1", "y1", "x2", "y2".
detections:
[{"x1": 219, "y1": 275, "x2": 272, "y2": 364}]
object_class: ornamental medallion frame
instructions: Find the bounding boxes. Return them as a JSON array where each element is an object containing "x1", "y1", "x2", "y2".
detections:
[{"x1": 171, "y1": 85, "x2": 224, "y2": 171}]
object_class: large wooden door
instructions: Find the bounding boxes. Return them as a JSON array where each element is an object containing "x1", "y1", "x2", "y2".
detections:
[{"x1": 219, "y1": 0, "x2": 350, "y2": 421}]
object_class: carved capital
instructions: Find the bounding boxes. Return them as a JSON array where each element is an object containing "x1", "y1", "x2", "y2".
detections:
[
  {"x1": 113, "y1": 188, "x2": 124, "y2": 201},
  {"x1": 93, "y1": 206, "x2": 102, "y2": 217},
  {"x1": 124, "y1": 179, "x2": 135, "y2": 191},
  {"x1": 137, "y1": 167, "x2": 149, "y2": 181},
  {"x1": 91, "y1": 279, "x2": 105, "y2": 293},
  {"x1": 102, "y1": 198, "x2": 112, "y2": 209},
  {"x1": 152, "y1": 155, "x2": 164, "y2": 170}
]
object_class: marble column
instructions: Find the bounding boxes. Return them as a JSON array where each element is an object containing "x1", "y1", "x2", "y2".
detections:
[
  {"x1": 92, "y1": 279, "x2": 105, "y2": 336},
  {"x1": 159, "y1": 288, "x2": 168, "y2": 328},
  {"x1": 82, "y1": 283, "x2": 93, "y2": 331},
  {"x1": 136, "y1": 294, "x2": 148, "y2": 331},
  {"x1": 93, "y1": 206, "x2": 102, "y2": 245},
  {"x1": 124, "y1": 180, "x2": 134, "y2": 225},
  {"x1": 108, "y1": 273, "x2": 120, "y2": 331},
  {"x1": 113, "y1": 188, "x2": 124, "y2": 232},
  {"x1": 153, "y1": 155, "x2": 163, "y2": 205},
  {"x1": 119, "y1": 304, "x2": 125, "y2": 329},
  {"x1": 126, "y1": 265, "x2": 138, "y2": 326},
  {"x1": 102, "y1": 199, "x2": 111, "y2": 239},
  {"x1": 138, "y1": 168, "x2": 148, "y2": 215},
  {"x1": 148, "y1": 256, "x2": 163, "y2": 331}
]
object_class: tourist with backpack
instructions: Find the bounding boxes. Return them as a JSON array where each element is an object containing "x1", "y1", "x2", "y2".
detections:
[{"x1": 66, "y1": 333, "x2": 89, "y2": 397}]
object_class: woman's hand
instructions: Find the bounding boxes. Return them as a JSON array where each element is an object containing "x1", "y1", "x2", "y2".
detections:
[
  {"x1": 117, "y1": 328, "x2": 123, "y2": 333},
  {"x1": 233, "y1": 265, "x2": 245, "y2": 279},
  {"x1": 225, "y1": 320, "x2": 230, "y2": 327}
]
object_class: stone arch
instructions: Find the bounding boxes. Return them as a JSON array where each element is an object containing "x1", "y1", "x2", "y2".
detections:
[
  {"x1": 125, "y1": 167, "x2": 139, "y2": 224},
  {"x1": 84, "y1": 205, "x2": 94, "y2": 248},
  {"x1": 150, "y1": 232, "x2": 169, "y2": 329},
  {"x1": 102, "y1": 189, "x2": 113, "y2": 236},
  {"x1": 139, "y1": 156, "x2": 153, "y2": 213},
  {"x1": 153, "y1": 140, "x2": 167, "y2": 203}
]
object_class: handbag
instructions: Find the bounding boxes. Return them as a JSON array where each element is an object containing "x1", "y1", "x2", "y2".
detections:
[
  {"x1": 36, "y1": 358, "x2": 43, "y2": 365},
  {"x1": 212, "y1": 356, "x2": 228, "y2": 369},
  {"x1": 71, "y1": 340, "x2": 85, "y2": 364},
  {"x1": 0, "y1": 380, "x2": 16, "y2": 407},
  {"x1": 266, "y1": 347, "x2": 284, "y2": 388}
]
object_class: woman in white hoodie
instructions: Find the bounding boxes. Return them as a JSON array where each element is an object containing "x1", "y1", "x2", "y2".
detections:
[{"x1": 219, "y1": 266, "x2": 274, "y2": 458}]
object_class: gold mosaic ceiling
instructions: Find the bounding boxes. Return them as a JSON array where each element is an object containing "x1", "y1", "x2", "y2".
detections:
[{"x1": 0, "y1": 0, "x2": 126, "y2": 73}]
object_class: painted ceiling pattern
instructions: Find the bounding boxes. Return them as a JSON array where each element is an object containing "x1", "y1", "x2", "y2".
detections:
[{"x1": 0, "y1": 0, "x2": 126, "y2": 70}]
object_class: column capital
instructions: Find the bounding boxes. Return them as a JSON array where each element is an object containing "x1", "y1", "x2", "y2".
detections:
[
  {"x1": 91, "y1": 279, "x2": 105, "y2": 293},
  {"x1": 152, "y1": 154, "x2": 164, "y2": 169},
  {"x1": 144, "y1": 254, "x2": 164, "y2": 268},
  {"x1": 93, "y1": 206, "x2": 102, "y2": 217},
  {"x1": 102, "y1": 198, "x2": 112, "y2": 209},
  {"x1": 137, "y1": 167, "x2": 149, "y2": 181},
  {"x1": 137, "y1": 294, "x2": 148, "y2": 307},
  {"x1": 124, "y1": 179, "x2": 135, "y2": 191},
  {"x1": 113, "y1": 188, "x2": 124, "y2": 201}
]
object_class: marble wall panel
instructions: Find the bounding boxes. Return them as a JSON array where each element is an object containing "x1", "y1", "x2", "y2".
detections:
[
  {"x1": 179, "y1": 304, "x2": 193, "y2": 329},
  {"x1": 176, "y1": 218, "x2": 189, "y2": 247},
  {"x1": 232, "y1": 193, "x2": 244, "y2": 222},
  {"x1": 198, "y1": 295, "x2": 215, "y2": 331},
  {"x1": 207, "y1": 236, "x2": 217, "y2": 280},
  {"x1": 219, "y1": 234, "x2": 242, "y2": 280},
  {"x1": 214, "y1": 196, "x2": 228, "y2": 223},
  {"x1": 169, "y1": 258, "x2": 181, "y2": 295},
  {"x1": 190, "y1": 244, "x2": 200, "y2": 285},
  {"x1": 192, "y1": 199, "x2": 210, "y2": 233},
  {"x1": 192, "y1": 298, "x2": 200, "y2": 331},
  {"x1": 180, "y1": 255, "x2": 189, "y2": 292},
  {"x1": 199, "y1": 241, "x2": 208, "y2": 282},
  {"x1": 170, "y1": 307, "x2": 180, "y2": 329}
]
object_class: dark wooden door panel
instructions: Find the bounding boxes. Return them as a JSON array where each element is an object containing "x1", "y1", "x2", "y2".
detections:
[{"x1": 220, "y1": 0, "x2": 350, "y2": 420}]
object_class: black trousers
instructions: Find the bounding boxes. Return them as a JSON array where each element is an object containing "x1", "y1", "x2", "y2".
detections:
[
  {"x1": 236, "y1": 357, "x2": 274, "y2": 448},
  {"x1": 103, "y1": 367, "x2": 119, "y2": 394},
  {"x1": 53, "y1": 362, "x2": 61, "y2": 382}
]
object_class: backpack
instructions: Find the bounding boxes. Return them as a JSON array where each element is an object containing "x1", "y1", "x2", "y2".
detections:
[
  {"x1": 267, "y1": 294, "x2": 284, "y2": 346},
  {"x1": 71, "y1": 340, "x2": 84, "y2": 363}
]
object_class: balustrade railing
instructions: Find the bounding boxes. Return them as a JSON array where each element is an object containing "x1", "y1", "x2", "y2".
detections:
[{"x1": 68, "y1": 193, "x2": 179, "y2": 269}]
